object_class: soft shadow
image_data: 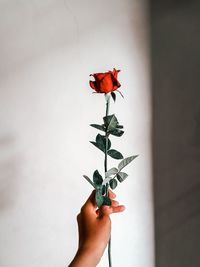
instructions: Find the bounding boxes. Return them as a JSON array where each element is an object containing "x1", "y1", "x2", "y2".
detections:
[{"x1": 151, "y1": 0, "x2": 200, "y2": 266}]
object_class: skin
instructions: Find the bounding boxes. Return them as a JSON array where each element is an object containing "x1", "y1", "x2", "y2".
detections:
[{"x1": 69, "y1": 190, "x2": 125, "y2": 267}]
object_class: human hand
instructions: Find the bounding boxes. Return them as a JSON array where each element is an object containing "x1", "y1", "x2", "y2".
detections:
[{"x1": 69, "y1": 190, "x2": 125, "y2": 267}]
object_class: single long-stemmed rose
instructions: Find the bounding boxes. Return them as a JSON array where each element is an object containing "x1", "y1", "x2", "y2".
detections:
[{"x1": 83, "y1": 68, "x2": 138, "y2": 267}]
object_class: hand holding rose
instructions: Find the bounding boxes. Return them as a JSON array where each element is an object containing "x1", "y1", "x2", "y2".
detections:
[{"x1": 69, "y1": 190, "x2": 125, "y2": 267}]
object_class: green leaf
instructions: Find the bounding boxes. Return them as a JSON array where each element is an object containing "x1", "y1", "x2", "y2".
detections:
[
  {"x1": 118, "y1": 155, "x2": 138, "y2": 171},
  {"x1": 90, "y1": 134, "x2": 111, "y2": 153},
  {"x1": 96, "y1": 134, "x2": 111, "y2": 150},
  {"x1": 93, "y1": 170, "x2": 103, "y2": 186},
  {"x1": 106, "y1": 137, "x2": 111, "y2": 150},
  {"x1": 96, "y1": 134, "x2": 111, "y2": 152},
  {"x1": 107, "y1": 149, "x2": 123, "y2": 159},
  {"x1": 109, "y1": 179, "x2": 118, "y2": 189},
  {"x1": 111, "y1": 92, "x2": 116, "y2": 102},
  {"x1": 102, "y1": 185, "x2": 106, "y2": 195},
  {"x1": 83, "y1": 175, "x2": 95, "y2": 188},
  {"x1": 117, "y1": 125, "x2": 124, "y2": 129},
  {"x1": 117, "y1": 172, "x2": 128, "y2": 182},
  {"x1": 103, "y1": 196, "x2": 112, "y2": 206},
  {"x1": 105, "y1": 167, "x2": 118, "y2": 177},
  {"x1": 90, "y1": 141, "x2": 104, "y2": 152},
  {"x1": 96, "y1": 134, "x2": 106, "y2": 152},
  {"x1": 102, "y1": 177, "x2": 113, "y2": 185},
  {"x1": 116, "y1": 90, "x2": 124, "y2": 98},
  {"x1": 90, "y1": 124, "x2": 105, "y2": 132},
  {"x1": 103, "y1": 114, "x2": 118, "y2": 131},
  {"x1": 95, "y1": 189, "x2": 104, "y2": 207},
  {"x1": 108, "y1": 129, "x2": 124, "y2": 137}
]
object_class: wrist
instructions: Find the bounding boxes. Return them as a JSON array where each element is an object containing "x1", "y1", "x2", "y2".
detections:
[
  {"x1": 80, "y1": 246, "x2": 102, "y2": 264},
  {"x1": 69, "y1": 246, "x2": 101, "y2": 267}
]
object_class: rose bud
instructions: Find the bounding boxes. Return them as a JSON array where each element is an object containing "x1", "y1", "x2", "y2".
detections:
[{"x1": 89, "y1": 68, "x2": 121, "y2": 93}]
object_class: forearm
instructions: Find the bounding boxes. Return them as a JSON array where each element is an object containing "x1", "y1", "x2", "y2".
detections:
[
  {"x1": 68, "y1": 191, "x2": 124, "y2": 267},
  {"x1": 68, "y1": 247, "x2": 101, "y2": 267}
]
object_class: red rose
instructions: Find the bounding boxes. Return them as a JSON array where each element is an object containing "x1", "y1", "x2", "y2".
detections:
[{"x1": 89, "y1": 68, "x2": 121, "y2": 93}]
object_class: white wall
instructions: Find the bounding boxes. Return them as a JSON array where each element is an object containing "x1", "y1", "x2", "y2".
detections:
[{"x1": 0, "y1": 1, "x2": 154, "y2": 266}]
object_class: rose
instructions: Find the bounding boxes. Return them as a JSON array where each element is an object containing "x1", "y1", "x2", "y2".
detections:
[
  {"x1": 89, "y1": 68, "x2": 121, "y2": 93},
  {"x1": 83, "y1": 68, "x2": 137, "y2": 267}
]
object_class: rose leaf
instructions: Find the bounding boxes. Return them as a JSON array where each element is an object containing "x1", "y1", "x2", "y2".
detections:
[
  {"x1": 90, "y1": 141, "x2": 104, "y2": 153},
  {"x1": 118, "y1": 155, "x2": 139, "y2": 171},
  {"x1": 93, "y1": 170, "x2": 103, "y2": 186},
  {"x1": 103, "y1": 196, "x2": 112, "y2": 206},
  {"x1": 96, "y1": 134, "x2": 111, "y2": 151},
  {"x1": 95, "y1": 189, "x2": 104, "y2": 207},
  {"x1": 109, "y1": 129, "x2": 124, "y2": 137},
  {"x1": 107, "y1": 149, "x2": 123, "y2": 159},
  {"x1": 111, "y1": 92, "x2": 116, "y2": 102},
  {"x1": 116, "y1": 172, "x2": 128, "y2": 182},
  {"x1": 109, "y1": 179, "x2": 118, "y2": 189},
  {"x1": 105, "y1": 167, "x2": 118, "y2": 177},
  {"x1": 103, "y1": 114, "x2": 118, "y2": 131},
  {"x1": 90, "y1": 124, "x2": 105, "y2": 132},
  {"x1": 83, "y1": 175, "x2": 95, "y2": 188}
]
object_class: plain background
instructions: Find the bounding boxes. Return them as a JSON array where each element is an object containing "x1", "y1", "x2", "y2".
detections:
[{"x1": 0, "y1": 1, "x2": 154, "y2": 267}]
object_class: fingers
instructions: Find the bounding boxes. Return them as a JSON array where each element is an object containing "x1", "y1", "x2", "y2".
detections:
[
  {"x1": 108, "y1": 190, "x2": 116, "y2": 199},
  {"x1": 106, "y1": 190, "x2": 125, "y2": 213},
  {"x1": 81, "y1": 190, "x2": 96, "y2": 215},
  {"x1": 100, "y1": 205, "x2": 125, "y2": 216},
  {"x1": 111, "y1": 200, "x2": 119, "y2": 207},
  {"x1": 99, "y1": 193, "x2": 125, "y2": 216},
  {"x1": 111, "y1": 205, "x2": 125, "y2": 213},
  {"x1": 82, "y1": 189, "x2": 115, "y2": 212},
  {"x1": 82, "y1": 189, "x2": 116, "y2": 207},
  {"x1": 81, "y1": 190, "x2": 125, "y2": 218}
]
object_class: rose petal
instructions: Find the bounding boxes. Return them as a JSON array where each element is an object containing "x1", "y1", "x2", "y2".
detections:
[
  {"x1": 99, "y1": 73, "x2": 114, "y2": 93},
  {"x1": 94, "y1": 73, "x2": 106, "y2": 82},
  {"x1": 89, "y1": 80, "x2": 98, "y2": 91},
  {"x1": 112, "y1": 68, "x2": 120, "y2": 79}
]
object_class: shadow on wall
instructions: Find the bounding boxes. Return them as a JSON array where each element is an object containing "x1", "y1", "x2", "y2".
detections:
[{"x1": 151, "y1": 0, "x2": 200, "y2": 267}]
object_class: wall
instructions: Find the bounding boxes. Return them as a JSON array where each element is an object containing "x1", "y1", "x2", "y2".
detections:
[
  {"x1": 0, "y1": 1, "x2": 154, "y2": 266},
  {"x1": 151, "y1": 1, "x2": 200, "y2": 266}
]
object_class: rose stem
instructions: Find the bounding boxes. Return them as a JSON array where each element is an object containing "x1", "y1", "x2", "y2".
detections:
[
  {"x1": 104, "y1": 94, "x2": 110, "y2": 172},
  {"x1": 104, "y1": 93, "x2": 112, "y2": 267}
]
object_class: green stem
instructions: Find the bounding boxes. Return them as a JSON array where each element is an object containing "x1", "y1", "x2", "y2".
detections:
[
  {"x1": 104, "y1": 94, "x2": 110, "y2": 174},
  {"x1": 108, "y1": 238, "x2": 112, "y2": 267},
  {"x1": 104, "y1": 94, "x2": 112, "y2": 267},
  {"x1": 106, "y1": 96, "x2": 110, "y2": 117}
]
